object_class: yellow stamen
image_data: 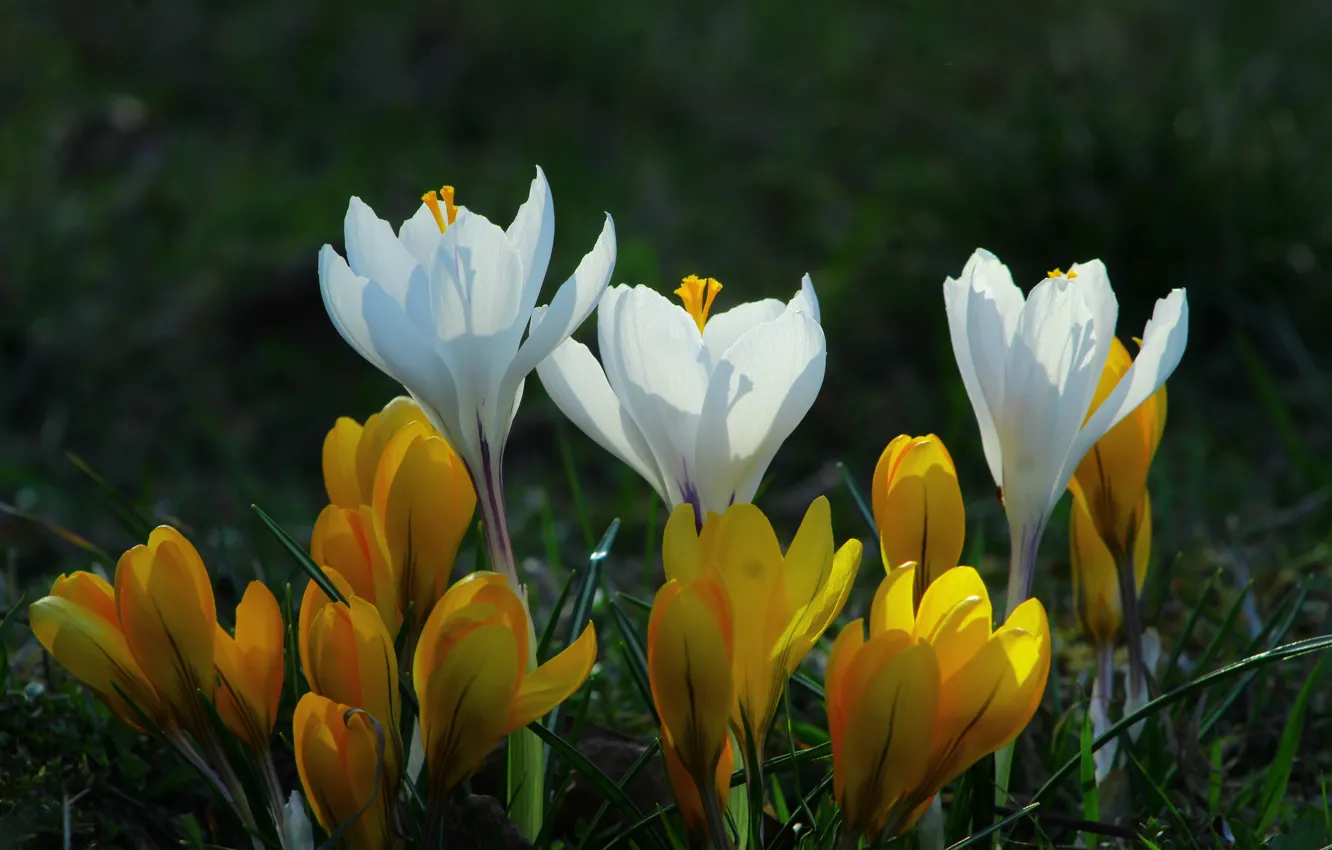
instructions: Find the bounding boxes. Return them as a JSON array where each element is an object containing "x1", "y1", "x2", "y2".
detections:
[
  {"x1": 1047, "y1": 267, "x2": 1079, "y2": 280},
  {"x1": 421, "y1": 185, "x2": 459, "y2": 233},
  {"x1": 674, "y1": 275, "x2": 723, "y2": 333}
]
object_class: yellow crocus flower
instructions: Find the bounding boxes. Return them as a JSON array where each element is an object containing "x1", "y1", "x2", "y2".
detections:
[
  {"x1": 871, "y1": 434, "x2": 966, "y2": 606},
  {"x1": 663, "y1": 497, "x2": 860, "y2": 755},
  {"x1": 310, "y1": 504, "x2": 401, "y2": 638},
  {"x1": 412, "y1": 572, "x2": 597, "y2": 801},
  {"x1": 113, "y1": 526, "x2": 219, "y2": 735},
  {"x1": 1070, "y1": 491, "x2": 1152, "y2": 648},
  {"x1": 302, "y1": 583, "x2": 402, "y2": 781},
  {"x1": 828, "y1": 565, "x2": 1050, "y2": 840},
  {"x1": 29, "y1": 570, "x2": 165, "y2": 729},
  {"x1": 319, "y1": 396, "x2": 477, "y2": 626},
  {"x1": 293, "y1": 693, "x2": 396, "y2": 849},
  {"x1": 1069, "y1": 337, "x2": 1166, "y2": 557},
  {"x1": 214, "y1": 581, "x2": 285, "y2": 752},
  {"x1": 647, "y1": 576, "x2": 735, "y2": 844}
]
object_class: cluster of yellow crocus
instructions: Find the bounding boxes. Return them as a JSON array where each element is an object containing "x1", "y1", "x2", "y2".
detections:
[
  {"x1": 828, "y1": 565, "x2": 1050, "y2": 840},
  {"x1": 293, "y1": 571, "x2": 597, "y2": 844},
  {"x1": 317, "y1": 396, "x2": 476, "y2": 638},
  {"x1": 649, "y1": 497, "x2": 862, "y2": 843},
  {"x1": 1068, "y1": 337, "x2": 1165, "y2": 651},
  {"x1": 29, "y1": 527, "x2": 287, "y2": 831}
]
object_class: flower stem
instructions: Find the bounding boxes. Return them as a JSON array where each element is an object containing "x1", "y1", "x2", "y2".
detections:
[
  {"x1": 1004, "y1": 518, "x2": 1045, "y2": 619},
  {"x1": 699, "y1": 775, "x2": 732, "y2": 850},
  {"x1": 1113, "y1": 548, "x2": 1147, "y2": 713}
]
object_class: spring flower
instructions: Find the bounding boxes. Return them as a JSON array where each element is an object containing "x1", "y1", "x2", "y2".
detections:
[
  {"x1": 29, "y1": 571, "x2": 164, "y2": 729},
  {"x1": 293, "y1": 693, "x2": 395, "y2": 849},
  {"x1": 114, "y1": 526, "x2": 219, "y2": 734},
  {"x1": 663, "y1": 497, "x2": 860, "y2": 756},
  {"x1": 943, "y1": 249, "x2": 1187, "y2": 615},
  {"x1": 318, "y1": 398, "x2": 476, "y2": 629},
  {"x1": 301, "y1": 580, "x2": 402, "y2": 779},
  {"x1": 828, "y1": 565, "x2": 1050, "y2": 840},
  {"x1": 319, "y1": 169, "x2": 616, "y2": 582},
  {"x1": 1070, "y1": 492, "x2": 1151, "y2": 650},
  {"x1": 214, "y1": 581, "x2": 285, "y2": 752},
  {"x1": 872, "y1": 434, "x2": 965, "y2": 606},
  {"x1": 537, "y1": 274, "x2": 825, "y2": 523},
  {"x1": 648, "y1": 575, "x2": 735, "y2": 843},
  {"x1": 280, "y1": 791, "x2": 314, "y2": 850},
  {"x1": 412, "y1": 572, "x2": 597, "y2": 801}
]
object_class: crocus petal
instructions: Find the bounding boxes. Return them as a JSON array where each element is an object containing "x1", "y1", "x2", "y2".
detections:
[
  {"x1": 872, "y1": 435, "x2": 966, "y2": 596},
  {"x1": 297, "y1": 567, "x2": 356, "y2": 688},
  {"x1": 215, "y1": 581, "x2": 284, "y2": 749},
  {"x1": 323, "y1": 417, "x2": 365, "y2": 508},
  {"x1": 695, "y1": 308, "x2": 825, "y2": 511},
  {"x1": 699, "y1": 298, "x2": 785, "y2": 363},
  {"x1": 506, "y1": 166, "x2": 556, "y2": 313},
  {"x1": 537, "y1": 337, "x2": 663, "y2": 498},
  {"x1": 507, "y1": 621, "x2": 597, "y2": 730},
  {"x1": 662, "y1": 735, "x2": 733, "y2": 838},
  {"x1": 943, "y1": 249, "x2": 1024, "y2": 485},
  {"x1": 784, "y1": 538, "x2": 861, "y2": 673},
  {"x1": 293, "y1": 693, "x2": 394, "y2": 849},
  {"x1": 868, "y1": 565, "x2": 916, "y2": 636},
  {"x1": 344, "y1": 197, "x2": 422, "y2": 302}
]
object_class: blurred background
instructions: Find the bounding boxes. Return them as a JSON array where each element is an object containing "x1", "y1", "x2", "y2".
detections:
[{"x1": 3, "y1": 0, "x2": 1331, "y2": 843}]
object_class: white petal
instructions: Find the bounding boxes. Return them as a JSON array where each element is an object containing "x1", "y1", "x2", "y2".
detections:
[
  {"x1": 506, "y1": 166, "x2": 555, "y2": 315},
  {"x1": 1061, "y1": 288, "x2": 1189, "y2": 490},
  {"x1": 788, "y1": 273, "x2": 821, "y2": 323},
  {"x1": 599, "y1": 285, "x2": 709, "y2": 502},
  {"x1": 536, "y1": 337, "x2": 665, "y2": 500},
  {"x1": 946, "y1": 249, "x2": 1023, "y2": 485},
  {"x1": 694, "y1": 309, "x2": 826, "y2": 513},
  {"x1": 995, "y1": 274, "x2": 1100, "y2": 527},
  {"x1": 399, "y1": 203, "x2": 444, "y2": 268},
  {"x1": 506, "y1": 214, "x2": 616, "y2": 385},
  {"x1": 344, "y1": 197, "x2": 421, "y2": 303},
  {"x1": 319, "y1": 245, "x2": 388, "y2": 374},
  {"x1": 701, "y1": 298, "x2": 784, "y2": 361}
]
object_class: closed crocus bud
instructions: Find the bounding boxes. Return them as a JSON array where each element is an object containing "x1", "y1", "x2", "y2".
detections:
[
  {"x1": 114, "y1": 526, "x2": 219, "y2": 734},
  {"x1": 303, "y1": 589, "x2": 402, "y2": 780},
  {"x1": 372, "y1": 420, "x2": 476, "y2": 626},
  {"x1": 1069, "y1": 337, "x2": 1167, "y2": 555},
  {"x1": 413, "y1": 572, "x2": 597, "y2": 800},
  {"x1": 648, "y1": 576, "x2": 735, "y2": 842},
  {"x1": 310, "y1": 504, "x2": 401, "y2": 639},
  {"x1": 215, "y1": 581, "x2": 285, "y2": 751},
  {"x1": 1070, "y1": 490, "x2": 1151, "y2": 648},
  {"x1": 872, "y1": 434, "x2": 966, "y2": 607},
  {"x1": 297, "y1": 568, "x2": 356, "y2": 686},
  {"x1": 293, "y1": 693, "x2": 395, "y2": 849},
  {"x1": 829, "y1": 565, "x2": 1050, "y2": 839},
  {"x1": 663, "y1": 497, "x2": 860, "y2": 756},
  {"x1": 322, "y1": 395, "x2": 431, "y2": 509},
  {"x1": 29, "y1": 571, "x2": 165, "y2": 729}
]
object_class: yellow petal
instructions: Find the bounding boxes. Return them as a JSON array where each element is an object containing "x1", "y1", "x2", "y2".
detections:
[
  {"x1": 872, "y1": 435, "x2": 965, "y2": 600},
  {"x1": 29, "y1": 581, "x2": 162, "y2": 729},
  {"x1": 115, "y1": 527, "x2": 217, "y2": 731},
  {"x1": 782, "y1": 538, "x2": 861, "y2": 674},
  {"x1": 373, "y1": 424, "x2": 477, "y2": 624},
  {"x1": 421, "y1": 622, "x2": 520, "y2": 795},
  {"x1": 868, "y1": 565, "x2": 916, "y2": 636},
  {"x1": 648, "y1": 578, "x2": 734, "y2": 780},
  {"x1": 913, "y1": 566, "x2": 990, "y2": 647},
  {"x1": 1070, "y1": 492, "x2": 1122, "y2": 646},
  {"x1": 825, "y1": 620, "x2": 865, "y2": 803},
  {"x1": 662, "y1": 503, "x2": 704, "y2": 584},
  {"x1": 311, "y1": 505, "x2": 400, "y2": 639},
  {"x1": 1134, "y1": 491, "x2": 1153, "y2": 593},
  {"x1": 293, "y1": 693, "x2": 394, "y2": 849},
  {"x1": 322, "y1": 417, "x2": 365, "y2": 508},
  {"x1": 837, "y1": 641, "x2": 939, "y2": 839},
  {"x1": 215, "y1": 581, "x2": 284, "y2": 750},
  {"x1": 356, "y1": 395, "x2": 431, "y2": 501},
  {"x1": 298, "y1": 567, "x2": 356, "y2": 685},
  {"x1": 508, "y1": 621, "x2": 597, "y2": 731},
  {"x1": 782, "y1": 496, "x2": 835, "y2": 608},
  {"x1": 662, "y1": 735, "x2": 733, "y2": 838}
]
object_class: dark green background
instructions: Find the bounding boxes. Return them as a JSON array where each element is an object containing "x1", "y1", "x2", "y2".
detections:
[{"x1": 3, "y1": 0, "x2": 1329, "y2": 580}]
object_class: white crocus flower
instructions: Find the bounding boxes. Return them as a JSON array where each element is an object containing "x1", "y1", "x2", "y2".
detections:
[
  {"x1": 944, "y1": 249, "x2": 1188, "y2": 616},
  {"x1": 537, "y1": 274, "x2": 825, "y2": 523},
  {"x1": 280, "y1": 790, "x2": 313, "y2": 850},
  {"x1": 319, "y1": 168, "x2": 616, "y2": 584}
]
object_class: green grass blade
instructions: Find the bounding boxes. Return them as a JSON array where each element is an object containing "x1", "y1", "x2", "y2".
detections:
[
  {"x1": 1193, "y1": 581, "x2": 1252, "y2": 676},
  {"x1": 766, "y1": 771, "x2": 834, "y2": 850},
  {"x1": 1161, "y1": 569, "x2": 1221, "y2": 689},
  {"x1": 618, "y1": 592, "x2": 653, "y2": 614},
  {"x1": 1033, "y1": 634, "x2": 1332, "y2": 804},
  {"x1": 574, "y1": 738, "x2": 661, "y2": 850},
  {"x1": 943, "y1": 802, "x2": 1038, "y2": 850},
  {"x1": 252, "y1": 504, "x2": 346, "y2": 605},
  {"x1": 537, "y1": 567, "x2": 578, "y2": 662},
  {"x1": 1258, "y1": 656, "x2": 1326, "y2": 833},
  {"x1": 557, "y1": 422, "x2": 596, "y2": 550},
  {"x1": 66, "y1": 451, "x2": 155, "y2": 541},
  {"x1": 1126, "y1": 751, "x2": 1199, "y2": 850},
  {"x1": 1079, "y1": 708, "x2": 1100, "y2": 847},
  {"x1": 835, "y1": 461, "x2": 878, "y2": 538},
  {"x1": 528, "y1": 722, "x2": 666, "y2": 850},
  {"x1": 791, "y1": 670, "x2": 825, "y2": 701},
  {"x1": 609, "y1": 601, "x2": 659, "y2": 723}
]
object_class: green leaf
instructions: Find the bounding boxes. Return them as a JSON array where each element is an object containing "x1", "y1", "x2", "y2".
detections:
[
  {"x1": 1161, "y1": 569, "x2": 1221, "y2": 689},
  {"x1": 1258, "y1": 656, "x2": 1326, "y2": 833},
  {"x1": 835, "y1": 461, "x2": 878, "y2": 538},
  {"x1": 66, "y1": 451, "x2": 155, "y2": 541},
  {"x1": 1127, "y1": 751, "x2": 1199, "y2": 850},
  {"x1": 573, "y1": 738, "x2": 661, "y2": 850},
  {"x1": 251, "y1": 504, "x2": 345, "y2": 605},
  {"x1": 528, "y1": 722, "x2": 667, "y2": 850},
  {"x1": 942, "y1": 803, "x2": 1038, "y2": 849},
  {"x1": 609, "y1": 600, "x2": 658, "y2": 723},
  {"x1": 1079, "y1": 708, "x2": 1100, "y2": 847},
  {"x1": 538, "y1": 566, "x2": 578, "y2": 662},
  {"x1": 1033, "y1": 633, "x2": 1332, "y2": 804}
]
